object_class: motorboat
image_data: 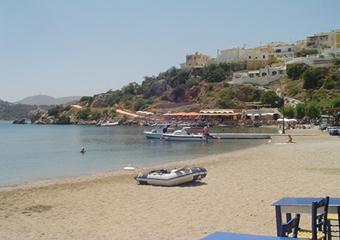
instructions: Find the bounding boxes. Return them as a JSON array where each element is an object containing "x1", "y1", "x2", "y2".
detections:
[
  {"x1": 97, "y1": 121, "x2": 119, "y2": 126},
  {"x1": 134, "y1": 166, "x2": 207, "y2": 186},
  {"x1": 210, "y1": 133, "x2": 272, "y2": 139},
  {"x1": 163, "y1": 127, "x2": 208, "y2": 141},
  {"x1": 124, "y1": 164, "x2": 135, "y2": 171},
  {"x1": 143, "y1": 124, "x2": 171, "y2": 139}
]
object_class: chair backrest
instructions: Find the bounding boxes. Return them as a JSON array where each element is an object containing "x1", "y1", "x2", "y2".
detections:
[
  {"x1": 311, "y1": 196, "x2": 329, "y2": 240},
  {"x1": 279, "y1": 213, "x2": 301, "y2": 238}
]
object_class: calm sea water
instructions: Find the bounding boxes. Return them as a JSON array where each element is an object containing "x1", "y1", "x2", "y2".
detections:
[{"x1": 0, "y1": 121, "x2": 276, "y2": 186}]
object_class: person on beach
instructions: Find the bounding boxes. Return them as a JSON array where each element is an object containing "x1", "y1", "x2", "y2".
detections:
[
  {"x1": 285, "y1": 135, "x2": 292, "y2": 143},
  {"x1": 80, "y1": 147, "x2": 86, "y2": 154}
]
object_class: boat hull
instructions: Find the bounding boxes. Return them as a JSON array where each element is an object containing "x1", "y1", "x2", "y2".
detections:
[
  {"x1": 144, "y1": 132, "x2": 163, "y2": 139},
  {"x1": 210, "y1": 133, "x2": 271, "y2": 139},
  {"x1": 134, "y1": 167, "x2": 207, "y2": 186},
  {"x1": 163, "y1": 134, "x2": 207, "y2": 141}
]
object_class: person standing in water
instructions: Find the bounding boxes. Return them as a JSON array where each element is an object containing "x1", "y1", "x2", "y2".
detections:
[{"x1": 80, "y1": 147, "x2": 86, "y2": 154}]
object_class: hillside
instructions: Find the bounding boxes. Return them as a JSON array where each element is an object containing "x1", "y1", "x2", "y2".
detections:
[
  {"x1": 31, "y1": 63, "x2": 340, "y2": 125},
  {"x1": 0, "y1": 100, "x2": 38, "y2": 120},
  {"x1": 15, "y1": 95, "x2": 81, "y2": 105}
]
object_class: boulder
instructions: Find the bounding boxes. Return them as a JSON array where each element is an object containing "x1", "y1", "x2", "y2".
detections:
[{"x1": 12, "y1": 119, "x2": 27, "y2": 124}]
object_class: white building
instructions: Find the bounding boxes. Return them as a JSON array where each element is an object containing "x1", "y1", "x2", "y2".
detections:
[
  {"x1": 217, "y1": 47, "x2": 246, "y2": 63},
  {"x1": 267, "y1": 42, "x2": 297, "y2": 62},
  {"x1": 230, "y1": 65, "x2": 287, "y2": 85}
]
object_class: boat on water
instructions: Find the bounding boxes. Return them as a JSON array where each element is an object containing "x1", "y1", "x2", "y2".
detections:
[
  {"x1": 143, "y1": 124, "x2": 172, "y2": 139},
  {"x1": 134, "y1": 166, "x2": 207, "y2": 186},
  {"x1": 210, "y1": 133, "x2": 272, "y2": 139},
  {"x1": 97, "y1": 121, "x2": 119, "y2": 126},
  {"x1": 163, "y1": 127, "x2": 208, "y2": 141}
]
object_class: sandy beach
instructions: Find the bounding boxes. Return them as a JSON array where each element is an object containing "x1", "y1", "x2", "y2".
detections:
[{"x1": 0, "y1": 126, "x2": 339, "y2": 239}]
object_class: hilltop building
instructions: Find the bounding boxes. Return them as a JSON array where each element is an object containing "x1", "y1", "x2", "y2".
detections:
[
  {"x1": 307, "y1": 29, "x2": 340, "y2": 49},
  {"x1": 179, "y1": 28, "x2": 340, "y2": 85},
  {"x1": 180, "y1": 52, "x2": 212, "y2": 69}
]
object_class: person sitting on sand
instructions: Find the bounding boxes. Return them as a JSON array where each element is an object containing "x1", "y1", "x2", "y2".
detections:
[
  {"x1": 80, "y1": 147, "x2": 86, "y2": 154},
  {"x1": 285, "y1": 135, "x2": 292, "y2": 143}
]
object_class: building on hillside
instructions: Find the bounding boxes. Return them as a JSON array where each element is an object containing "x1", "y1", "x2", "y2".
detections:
[
  {"x1": 181, "y1": 52, "x2": 212, "y2": 69},
  {"x1": 267, "y1": 42, "x2": 297, "y2": 62},
  {"x1": 229, "y1": 65, "x2": 286, "y2": 85},
  {"x1": 217, "y1": 47, "x2": 247, "y2": 64},
  {"x1": 322, "y1": 48, "x2": 340, "y2": 58},
  {"x1": 286, "y1": 57, "x2": 334, "y2": 68},
  {"x1": 245, "y1": 48, "x2": 279, "y2": 70},
  {"x1": 307, "y1": 29, "x2": 340, "y2": 49},
  {"x1": 296, "y1": 40, "x2": 308, "y2": 52}
]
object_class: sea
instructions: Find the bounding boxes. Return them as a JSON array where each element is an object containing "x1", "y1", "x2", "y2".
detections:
[{"x1": 0, "y1": 121, "x2": 277, "y2": 186}]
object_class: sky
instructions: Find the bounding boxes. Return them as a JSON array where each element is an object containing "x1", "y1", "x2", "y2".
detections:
[{"x1": 1, "y1": 0, "x2": 340, "y2": 102}]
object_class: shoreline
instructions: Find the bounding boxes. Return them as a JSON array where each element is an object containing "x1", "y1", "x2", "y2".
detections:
[{"x1": 1, "y1": 127, "x2": 339, "y2": 239}]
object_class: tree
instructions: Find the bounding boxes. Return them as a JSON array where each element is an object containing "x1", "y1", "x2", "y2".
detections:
[
  {"x1": 286, "y1": 64, "x2": 307, "y2": 80},
  {"x1": 302, "y1": 68, "x2": 322, "y2": 89},
  {"x1": 284, "y1": 106, "x2": 295, "y2": 119},
  {"x1": 260, "y1": 91, "x2": 283, "y2": 107},
  {"x1": 76, "y1": 108, "x2": 91, "y2": 120},
  {"x1": 172, "y1": 84, "x2": 187, "y2": 101},
  {"x1": 205, "y1": 67, "x2": 226, "y2": 83},
  {"x1": 304, "y1": 101, "x2": 319, "y2": 118},
  {"x1": 296, "y1": 103, "x2": 305, "y2": 119}
]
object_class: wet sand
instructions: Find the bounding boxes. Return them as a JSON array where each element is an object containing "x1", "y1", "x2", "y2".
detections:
[{"x1": 0, "y1": 127, "x2": 339, "y2": 239}]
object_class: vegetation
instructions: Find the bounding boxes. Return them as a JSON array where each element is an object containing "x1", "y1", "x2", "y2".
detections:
[
  {"x1": 6, "y1": 61, "x2": 340, "y2": 123},
  {"x1": 0, "y1": 100, "x2": 38, "y2": 120}
]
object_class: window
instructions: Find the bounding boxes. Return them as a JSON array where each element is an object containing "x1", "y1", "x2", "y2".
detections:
[
  {"x1": 263, "y1": 55, "x2": 266, "y2": 59},
  {"x1": 262, "y1": 61, "x2": 266, "y2": 65},
  {"x1": 262, "y1": 72, "x2": 267, "y2": 76},
  {"x1": 272, "y1": 71, "x2": 277, "y2": 75},
  {"x1": 249, "y1": 56, "x2": 252, "y2": 59},
  {"x1": 248, "y1": 62, "x2": 252, "y2": 65},
  {"x1": 288, "y1": 48, "x2": 292, "y2": 52}
]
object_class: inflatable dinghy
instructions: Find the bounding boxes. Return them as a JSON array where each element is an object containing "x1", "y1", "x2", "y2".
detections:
[{"x1": 134, "y1": 166, "x2": 207, "y2": 186}]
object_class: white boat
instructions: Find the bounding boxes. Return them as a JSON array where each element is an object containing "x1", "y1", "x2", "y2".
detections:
[
  {"x1": 124, "y1": 164, "x2": 135, "y2": 171},
  {"x1": 97, "y1": 121, "x2": 119, "y2": 126},
  {"x1": 163, "y1": 127, "x2": 208, "y2": 141},
  {"x1": 143, "y1": 124, "x2": 171, "y2": 139},
  {"x1": 210, "y1": 133, "x2": 272, "y2": 139},
  {"x1": 134, "y1": 166, "x2": 207, "y2": 186}
]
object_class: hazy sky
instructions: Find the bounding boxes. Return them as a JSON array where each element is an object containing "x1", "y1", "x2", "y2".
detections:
[{"x1": 1, "y1": 0, "x2": 339, "y2": 102}]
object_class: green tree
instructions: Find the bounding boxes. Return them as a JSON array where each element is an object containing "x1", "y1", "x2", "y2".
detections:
[
  {"x1": 296, "y1": 103, "x2": 305, "y2": 119},
  {"x1": 260, "y1": 91, "x2": 283, "y2": 107},
  {"x1": 286, "y1": 64, "x2": 307, "y2": 80},
  {"x1": 283, "y1": 106, "x2": 295, "y2": 119},
  {"x1": 302, "y1": 68, "x2": 322, "y2": 89},
  {"x1": 206, "y1": 67, "x2": 226, "y2": 83},
  {"x1": 304, "y1": 101, "x2": 319, "y2": 118},
  {"x1": 216, "y1": 91, "x2": 235, "y2": 108},
  {"x1": 76, "y1": 108, "x2": 91, "y2": 120}
]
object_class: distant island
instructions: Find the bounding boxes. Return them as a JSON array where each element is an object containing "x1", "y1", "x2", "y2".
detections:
[
  {"x1": 14, "y1": 95, "x2": 82, "y2": 106},
  {"x1": 0, "y1": 95, "x2": 82, "y2": 120}
]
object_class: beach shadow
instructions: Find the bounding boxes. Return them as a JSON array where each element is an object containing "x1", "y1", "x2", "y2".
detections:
[{"x1": 178, "y1": 181, "x2": 207, "y2": 188}]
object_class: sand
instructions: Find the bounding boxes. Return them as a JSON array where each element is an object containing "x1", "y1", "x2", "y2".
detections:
[{"x1": 0, "y1": 126, "x2": 339, "y2": 240}]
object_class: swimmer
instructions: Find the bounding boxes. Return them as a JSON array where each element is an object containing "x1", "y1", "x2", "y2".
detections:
[{"x1": 80, "y1": 147, "x2": 86, "y2": 154}]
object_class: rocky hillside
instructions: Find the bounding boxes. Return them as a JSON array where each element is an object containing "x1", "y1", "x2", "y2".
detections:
[{"x1": 31, "y1": 62, "x2": 340, "y2": 124}]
